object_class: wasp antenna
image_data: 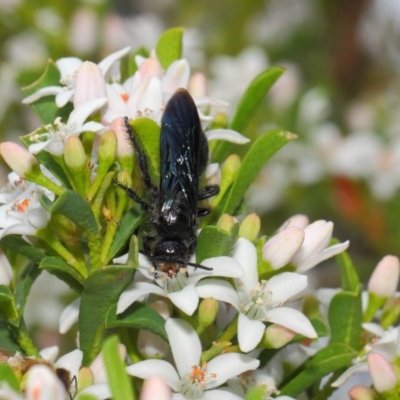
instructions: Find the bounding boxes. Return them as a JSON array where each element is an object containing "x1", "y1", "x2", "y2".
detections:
[{"x1": 181, "y1": 261, "x2": 213, "y2": 271}]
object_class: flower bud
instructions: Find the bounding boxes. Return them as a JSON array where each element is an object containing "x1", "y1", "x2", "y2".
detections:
[
  {"x1": 0, "y1": 142, "x2": 40, "y2": 179},
  {"x1": 279, "y1": 214, "x2": 309, "y2": 231},
  {"x1": 77, "y1": 366, "x2": 94, "y2": 391},
  {"x1": 98, "y1": 130, "x2": 117, "y2": 168},
  {"x1": 216, "y1": 214, "x2": 237, "y2": 233},
  {"x1": 73, "y1": 61, "x2": 107, "y2": 108},
  {"x1": 64, "y1": 136, "x2": 87, "y2": 195},
  {"x1": 348, "y1": 386, "x2": 377, "y2": 400},
  {"x1": 111, "y1": 117, "x2": 134, "y2": 173},
  {"x1": 239, "y1": 213, "x2": 260, "y2": 242},
  {"x1": 368, "y1": 353, "x2": 398, "y2": 394},
  {"x1": 368, "y1": 255, "x2": 400, "y2": 298},
  {"x1": 140, "y1": 376, "x2": 171, "y2": 400},
  {"x1": 262, "y1": 227, "x2": 304, "y2": 270},
  {"x1": 64, "y1": 136, "x2": 86, "y2": 172},
  {"x1": 263, "y1": 324, "x2": 296, "y2": 349},
  {"x1": 197, "y1": 298, "x2": 219, "y2": 334}
]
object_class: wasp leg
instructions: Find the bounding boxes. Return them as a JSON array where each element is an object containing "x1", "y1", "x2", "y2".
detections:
[
  {"x1": 113, "y1": 179, "x2": 150, "y2": 211},
  {"x1": 198, "y1": 184, "x2": 220, "y2": 200},
  {"x1": 124, "y1": 117, "x2": 157, "y2": 195},
  {"x1": 197, "y1": 207, "x2": 210, "y2": 217}
]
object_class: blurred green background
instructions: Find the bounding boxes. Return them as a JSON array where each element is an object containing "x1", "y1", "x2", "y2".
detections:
[{"x1": 1, "y1": 0, "x2": 400, "y2": 286}]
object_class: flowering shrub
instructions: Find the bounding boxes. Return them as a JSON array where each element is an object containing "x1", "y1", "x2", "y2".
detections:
[{"x1": 0, "y1": 27, "x2": 399, "y2": 400}]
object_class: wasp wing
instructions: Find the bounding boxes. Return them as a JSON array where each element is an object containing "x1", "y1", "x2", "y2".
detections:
[{"x1": 159, "y1": 89, "x2": 203, "y2": 219}]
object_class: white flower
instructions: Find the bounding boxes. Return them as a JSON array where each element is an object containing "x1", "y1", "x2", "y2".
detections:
[
  {"x1": 22, "y1": 47, "x2": 130, "y2": 107},
  {"x1": 197, "y1": 238, "x2": 317, "y2": 352},
  {"x1": 116, "y1": 253, "x2": 244, "y2": 316},
  {"x1": 126, "y1": 318, "x2": 260, "y2": 400},
  {"x1": 28, "y1": 98, "x2": 107, "y2": 156},
  {"x1": 0, "y1": 173, "x2": 54, "y2": 239}
]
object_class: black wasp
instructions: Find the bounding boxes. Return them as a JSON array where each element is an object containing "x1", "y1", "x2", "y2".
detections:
[{"x1": 114, "y1": 88, "x2": 219, "y2": 278}]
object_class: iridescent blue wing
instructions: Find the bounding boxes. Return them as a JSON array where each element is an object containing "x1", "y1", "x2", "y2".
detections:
[{"x1": 159, "y1": 89, "x2": 203, "y2": 220}]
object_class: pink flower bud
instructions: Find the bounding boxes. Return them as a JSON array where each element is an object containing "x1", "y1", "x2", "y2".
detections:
[
  {"x1": 140, "y1": 376, "x2": 171, "y2": 400},
  {"x1": 262, "y1": 227, "x2": 304, "y2": 269},
  {"x1": 0, "y1": 142, "x2": 39, "y2": 178},
  {"x1": 279, "y1": 214, "x2": 310, "y2": 231},
  {"x1": 137, "y1": 52, "x2": 162, "y2": 80},
  {"x1": 264, "y1": 324, "x2": 297, "y2": 348},
  {"x1": 368, "y1": 255, "x2": 400, "y2": 298},
  {"x1": 368, "y1": 352, "x2": 398, "y2": 393},
  {"x1": 111, "y1": 117, "x2": 133, "y2": 159},
  {"x1": 348, "y1": 385, "x2": 376, "y2": 400},
  {"x1": 73, "y1": 61, "x2": 107, "y2": 107}
]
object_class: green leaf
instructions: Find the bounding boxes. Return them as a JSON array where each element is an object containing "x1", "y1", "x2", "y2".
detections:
[
  {"x1": 230, "y1": 66, "x2": 285, "y2": 133},
  {"x1": 107, "y1": 205, "x2": 144, "y2": 262},
  {"x1": 328, "y1": 285, "x2": 362, "y2": 349},
  {"x1": 130, "y1": 117, "x2": 160, "y2": 184},
  {"x1": 79, "y1": 266, "x2": 134, "y2": 365},
  {"x1": 155, "y1": 27, "x2": 184, "y2": 69},
  {"x1": 0, "y1": 286, "x2": 18, "y2": 320},
  {"x1": 310, "y1": 318, "x2": 330, "y2": 338},
  {"x1": 14, "y1": 263, "x2": 41, "y2": 317},
  {"x1": 335, "y1": 246, "x2": 360, "y2": 292},
  {"x1": 39, "y1": 257, "x2": 84, "y2": 293},
  {"x1": 219, "y1": 129, "x2": 295, "y2": 216},
  {"x1": 196, "y1": 226, "x2": 237, "y2": 264},
  {"x1": 0, "y1": 317, "x2": 21, "y2": 353},
  {"x1": 106, "y1": 302, "x2": 167, "y2": 342},
  {"x1": 42, "y1": 191, "x2": 98, "y2": 236},
  {"x1": 21, "y1": 59, "x2": 72, "y2": 125},
  {"x1": 279, "y1": 343, "x2": 357, "y2": 397},
  {"x1": 0, "y1": 235, "x2": 45, "y2": 263},
  {"x1": 102, "y1": 336, "x2": 134, "y2": 400},
  {"x1": 0, "y1": 364, "x2": 19, "y2": 391}
]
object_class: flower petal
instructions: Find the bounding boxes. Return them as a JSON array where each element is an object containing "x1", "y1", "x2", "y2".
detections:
[
  {"x1": 68, "y1": 97, "x2": 108, "y2": 127},
  {"x1": 77, "y1": 383, "x2": 111, "y2": 400},
  {"x1": 168, "y1": 284, "x2": 199, "y2": 316},
  {"x1": 201, "y1": 390, "x2": 243, "y2": 400},
  {"x1": 55, "y1": 89, "x2": 75, "y2": 107},
  {"x1": 232, "y1": 238, "x2": 258, "y2": 294},
  {"x1": 206, "y1": 353, "x2": 260, "y2": 389},
  {"x1": 98, "y1": 46, "x2": 131, "y2": 76},
  {"x1": 237, "y1": 313, "x2": 265, "y2": 352},
  {"x1": 265, "y1": 307, "x2": 317, "y2": 338},
  {"x1": 331, "y1": 363, "x2": 369, "y2": 387},
  {"x1": 56, "y1": 349, "x2": 83, "y2": 379},
  {"x1": 196, "y1": 279, "x2": 241, "y2": 310},
  {"x1": 117, "y1": 282, "x2": 165, "y2": 314},
  {"x1": 59, "y1": 298, "x2": 80, "y2": 334},
  {"x1": 22, "y1": 86, "x2": 63, "y2": 104},
  {"x1": 205, "y1": 129, "x2": 250, "y2": 144},
  {"x1": 266, "y1": 272, "x2": 308, "y2": 303},
  {"x1": 163, "y1": 59, "x2": 190, "y2": 94},
  {"x1": 166, "y1": 319, "x2": 201, "y2": 377},
  {"x1": 189, "y1": 256, "x2": 244, "y2": 285},
  {"x1": 126, "y1": 360, "x2": 180, "y2": 391}
]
